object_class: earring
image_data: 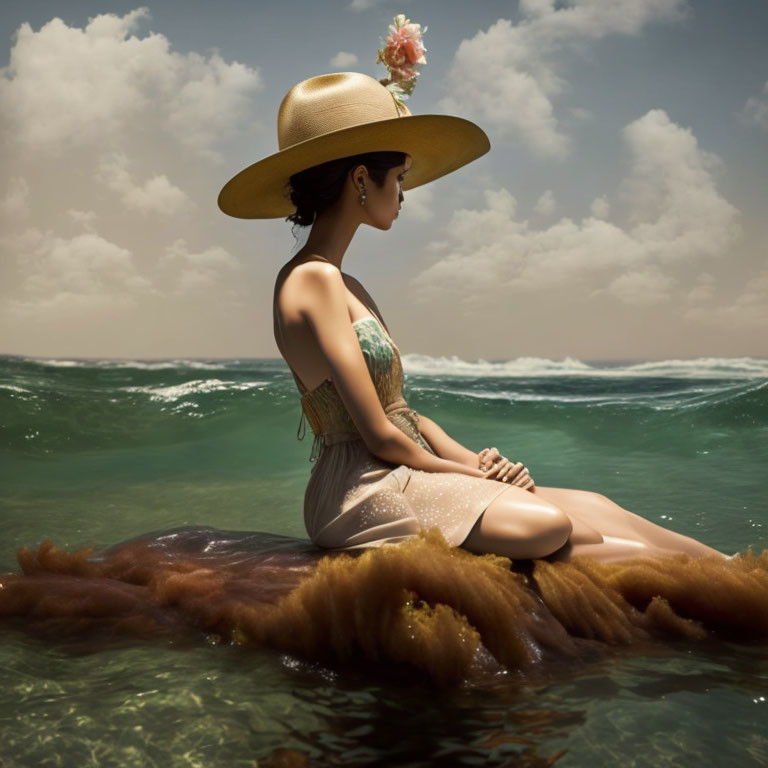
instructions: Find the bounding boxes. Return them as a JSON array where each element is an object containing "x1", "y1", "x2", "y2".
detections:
[{"x1": 359, "y1": 183, "x2": 366, "y2": 207}]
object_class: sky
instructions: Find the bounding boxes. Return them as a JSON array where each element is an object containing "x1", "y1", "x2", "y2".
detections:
[{"x1": 0, "y1": 0, "x2": 766, "y2": 362}]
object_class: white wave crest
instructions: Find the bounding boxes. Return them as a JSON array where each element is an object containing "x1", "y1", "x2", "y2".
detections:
[
  {"x1": 29, "y1": 358, "x2": 84, "y2": 368},
  {"x1": 0, "y1": 383, "x2": 32, "y2": 394},
  {"x1": 27, "y1": 357, "x2": 230, "y2": 370},
  {"x1": 411, "y1": 381, "x2": 758, "y2": 409},
  {"x1": 125, "y1": 379, "x2": 269, "y2": 402},
  {"x1": 400, "y1": 354, "x2": 768, "y2": 379},
  {"x1": 98, "y1": 359, "x2": 230, "y2": 370}
]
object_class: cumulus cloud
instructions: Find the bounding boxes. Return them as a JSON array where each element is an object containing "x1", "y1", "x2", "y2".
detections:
[
  {"x1": 619, "y1": 110, "x2": 739, "y2": 261},
  {"x1": 3, "y1": 229, "x2": 243, "y2": 318},
  {"x1": 0, "y1": 9, "x2": 256, "y2": 340},
  {"x1": 441, "y1": 0, "x2": 686, "y2": 157},
  {"x1": 686, "y1": 272, "x2": 715, "y2": 303},
  {"x1": 330, "y1": 51, "x2": 359, "y2": 68},
  {"x1": 67, "y1": 209, "x2": 98, "y2": 231},
  {"x1": 98, "y1": 154, "x2": 191, "y2": 215},
  {"x1": 569, "y1": 106, "x2": 593, "y2": 123},
  {"x1": 740, "y1": 81, "x2": 768, "y2": 132},
  {"x1": 6, "y1": 230, "x2": 151, "y2": 318},
  {"x1": 686, "y1": 266, "x2": 768, "y2": 330},
  {"x1": 534, "y1": 189, "x2": 556, "y2": 216},
  {"x1": 601, "y1": 268, "x2": 673, "y2": 306},
  {"x1": 410, "y1": 110, "x2": 740, "y2": 309},
  {"x1": 161, "y1": 238, "x2": 240, "y2": 295},
  {"x1": 590, "y1": 195, "x2": 610, "y2": 219},
  {"x1": 0, "y1": 8, "x2": 261, "y2": 155},
  {"x1": 402, "y1": 185, "x2": 434, "y2": 222}
]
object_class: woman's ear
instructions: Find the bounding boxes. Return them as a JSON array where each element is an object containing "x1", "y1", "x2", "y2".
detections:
[{"x1": 350, "y1": 165, "x2": 368, "y2": 192}]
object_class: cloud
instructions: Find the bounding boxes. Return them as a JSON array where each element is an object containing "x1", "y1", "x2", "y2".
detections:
[
  {"x1": 590, "y1": 195, "x2": 610, "y2": 219},
  {"x1": 164, "y1": 52, "x2": 262, "y2": 156},
  {"x1": 740, "y1": 81, "x2": 768, "y2": 132},
  {"x1": 401, "y1": 185, "x2": 434, "y2": 222},
  {"x1": 161, "y1": 238, "x2": 240, "y2": 295},
  {"x1": 330, "y1": 51, "x2": 359, "y2": 68},
  {"x1": 685, "y1": 266, "x2": 768, "y2": 330},
  {"x1": 601, "y1": 268, "x2": 673, "y2": 306},
  {"x1": 5, "y1": 230, "x2": 151, "y2": 318},
  {"x1": 0, "y1": 10, "x2": 257, "y2": 339},
  {"x1": 619, "y1": 110, "x2": 739, "y2": 261},
  {"x1": 410, "y1": 110, "x2": 740, "y2": 309},
  {"x1": 534, "y1": 190, "x2": 556, "y2": 216},
  {"x1": 67, "y1": 209, "x2": 98, "y2": 231},
  {"x1": 0, "y1": 8, "x2": 261, "y2": 155},
  {"x1": 98, "y1": 153, "x2": 191, "y2": 215},
  {"x1": 2, "y1": 229, "x2": 243, "y2": 319},
  {"x1": 441, "y1": 0, "x2": 687, "y2": 157},
  {"x1": 569, "y1": 106, "x2": 593, "y2": 123},
  {"x1": 686, "y1": 272, "x2": 715, "y2": 303}
]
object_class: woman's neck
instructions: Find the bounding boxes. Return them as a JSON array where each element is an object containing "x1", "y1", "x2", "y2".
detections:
[{"x1": 300, "y1": 207, "x2": 360, "y2": 270}]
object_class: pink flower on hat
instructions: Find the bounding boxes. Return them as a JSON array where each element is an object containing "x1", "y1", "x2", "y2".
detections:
[{"x1": 377, "y1": 14, "x2": 427, "y2": 101}]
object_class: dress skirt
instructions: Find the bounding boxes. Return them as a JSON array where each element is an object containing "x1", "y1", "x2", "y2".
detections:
[{"x1": 304, "y1": 435, "x2": 512, "y2": 551}]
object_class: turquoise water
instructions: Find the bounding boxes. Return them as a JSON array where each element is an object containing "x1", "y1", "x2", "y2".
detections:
[{"x1": 1, "y1": 353, "x2": 767, "y2": 766}]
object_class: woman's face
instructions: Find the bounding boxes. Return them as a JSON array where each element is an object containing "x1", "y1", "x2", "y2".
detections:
[{"x1": 362, "y1": 159, "x2": 409, "y2": 231}]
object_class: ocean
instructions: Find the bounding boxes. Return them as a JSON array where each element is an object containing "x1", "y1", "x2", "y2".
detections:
[{"x1": 1, "y1": 352, "x2": 767, "y2": 766}]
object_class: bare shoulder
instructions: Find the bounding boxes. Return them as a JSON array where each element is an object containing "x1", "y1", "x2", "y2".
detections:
[
  {"x1": 276, "y1": 257, "x2": 347, "y2": 327},
  {"x1": 278, "y1": 256, "x2": 338, "y2": 284},
  {"x1": 276, "y1": 257, "x2": 341, "y2": 304},
  {"x1": 289, "y1": 260, "x2": 343, "y2": 298}
]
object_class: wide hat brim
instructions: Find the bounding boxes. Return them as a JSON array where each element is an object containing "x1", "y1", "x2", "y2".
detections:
[{"x1": 218, "y1": 114, "x2": 490, "y2": 219}]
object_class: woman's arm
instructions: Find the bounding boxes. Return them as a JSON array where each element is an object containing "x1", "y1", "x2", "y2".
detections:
[
  {"x1": 345, "y1": 276, "x2": 483, "y2": 471},
  {"x1": 298, "y1": 263, "x2": 488, "y2": 479},
  {"x1": 415, "y1": 413, "x2": 480, "y2": 469},
  {"x1": 417, "y1": 411, "x2": 535, "y2": 489}
]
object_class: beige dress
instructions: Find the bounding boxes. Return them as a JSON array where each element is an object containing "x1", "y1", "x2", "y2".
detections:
[{"x1": 285, "y1": 314, "x2": 512, "y2": 550}]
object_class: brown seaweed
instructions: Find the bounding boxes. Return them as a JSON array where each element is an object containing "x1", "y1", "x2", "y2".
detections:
[{"x1": 1, "y1": 526, "x2": 765, "y2": 684}]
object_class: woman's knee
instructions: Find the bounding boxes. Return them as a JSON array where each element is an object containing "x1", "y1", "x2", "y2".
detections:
[
  {"x1": 472, "y1": 491, "x2": 572, "y2": 559},
  {"x1": 509, "y1": 501, "x2": 572, "y2": 556}
]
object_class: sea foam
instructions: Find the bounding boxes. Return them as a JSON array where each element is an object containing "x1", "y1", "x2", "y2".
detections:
[{"x1": 400, "y1": 355, "x2": 768, "y2": 380}]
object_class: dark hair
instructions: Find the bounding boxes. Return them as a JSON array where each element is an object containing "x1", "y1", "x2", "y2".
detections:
[{"x1": 285, "y1": 151, "x2": 407, "y2": 229}]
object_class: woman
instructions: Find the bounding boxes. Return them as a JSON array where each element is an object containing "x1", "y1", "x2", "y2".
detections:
[{"x1": 219, "y1": 72, "x2": 724, "y2": 563}]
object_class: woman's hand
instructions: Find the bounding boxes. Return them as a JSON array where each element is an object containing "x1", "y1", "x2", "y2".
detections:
[{"x1": 478, "y1": 447, "x2": 536, "y2": 491}]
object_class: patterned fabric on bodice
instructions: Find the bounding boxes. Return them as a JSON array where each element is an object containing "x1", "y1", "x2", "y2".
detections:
[{"x1": 292, "y1": 316, "x2": 434, "y2": 463}]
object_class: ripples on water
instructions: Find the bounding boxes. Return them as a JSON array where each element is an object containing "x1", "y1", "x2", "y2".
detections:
[{"x1": 1, "y1": 354, "x2": 767, "y2": 765}]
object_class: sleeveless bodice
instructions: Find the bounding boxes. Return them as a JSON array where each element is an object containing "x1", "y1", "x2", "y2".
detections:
[{"x1": 291, "y1": 316, "x2": 434, "y2": 463}]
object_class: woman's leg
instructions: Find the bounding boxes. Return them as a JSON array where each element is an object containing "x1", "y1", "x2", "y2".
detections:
[
  {"x1": 461, "y1": 486, "x2": 573, "y2": 559},
  {"x1": 532, "y1": 486, "x2": 726, "y2": 561},
  {"x1": 461, "y1": 487, "x2": 666, "y2": 563}
]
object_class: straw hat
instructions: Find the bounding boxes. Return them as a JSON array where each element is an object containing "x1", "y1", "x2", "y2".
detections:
[{"x1": 217, "y1": 71, "x2": 490, "y2": 219}]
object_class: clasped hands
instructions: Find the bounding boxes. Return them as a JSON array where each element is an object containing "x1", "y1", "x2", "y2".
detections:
[{"x1": 477, "y1": 447, "x2": 536, "y2": 491}]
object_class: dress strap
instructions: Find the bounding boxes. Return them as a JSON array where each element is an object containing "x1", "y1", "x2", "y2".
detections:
[
  {"x1": 295, "y1": 408, "x2": 329, "y2": 463},
  {"x1": 296, "y1": 408, "x2": 307, "y2": 440}
]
